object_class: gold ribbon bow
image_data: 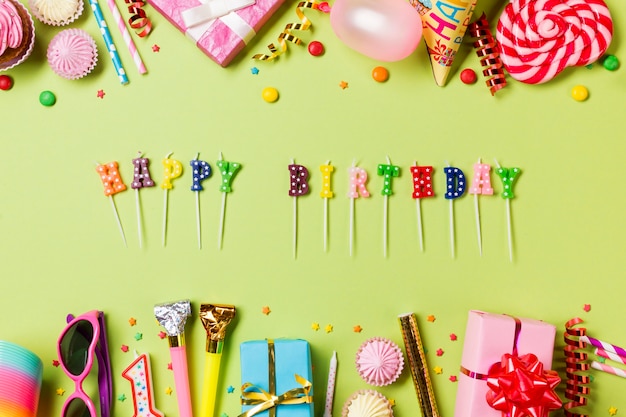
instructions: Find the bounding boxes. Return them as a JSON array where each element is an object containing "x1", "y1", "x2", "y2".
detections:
[{"x1": 239, "y1": 339, "x2": 313, "y2": 417}]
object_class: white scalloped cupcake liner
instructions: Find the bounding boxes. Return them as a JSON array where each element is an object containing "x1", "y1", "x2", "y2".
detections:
[{"x1": 28, "y1": 0, "x2": 83, "y2": 26}]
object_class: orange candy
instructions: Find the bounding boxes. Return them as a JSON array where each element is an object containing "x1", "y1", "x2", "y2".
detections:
[{"x1": 371, "y1": 66, "x2": 389, "y2": 82}]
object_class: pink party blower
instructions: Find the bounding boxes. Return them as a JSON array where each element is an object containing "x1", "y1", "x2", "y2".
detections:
[{"x1": 154, "y1": 300, "x2": 193, "y2": 417}]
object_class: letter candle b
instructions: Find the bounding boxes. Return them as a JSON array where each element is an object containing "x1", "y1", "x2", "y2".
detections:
[{"x1": 398, "y1": 312, "x2": 440, "y2": 417}]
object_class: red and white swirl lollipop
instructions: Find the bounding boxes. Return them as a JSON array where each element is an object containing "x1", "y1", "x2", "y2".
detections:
[{"x1": 496, "y1": 0, "x2": 613, "y2": 84}]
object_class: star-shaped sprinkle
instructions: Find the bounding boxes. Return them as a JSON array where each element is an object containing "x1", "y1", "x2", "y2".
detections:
[
  {"x1": 158, "y1": 331, "x2": 167, "y2": 339},
  {"x1": 436, "y1": 348, "x2": 444, "y2": 356},
  {"x1": 609, "y1": 407, "x2": 618, "y2": 416},
  {"x1": 165, "y1": 387, "x2": 173, "y2": 395},
  {"x1": 449, "y1": 375, "x2": 457, "y2": 382},
  {"x1": 52, "y1": 359, "x2": 60, "y2": 367},
  {"x1": 96, "y1": 89, "x2": 105, "y2": 99},
  {"x1": 118, "y1": 394, "x2": 127, "y2": 402},
  {"x1": 450, "y1": 333, "x2": 457, "y2": 341},
  {"x1": 152, "y1": 44, "x2": 160, "y2": 52},
  {"x1": 251, "y1": 67, "x2": 259, "y2": 75},
  {"x1": 353, "y1": 325, "x2": 363, "y2": 333},
  {"x1": 134, "y1": 332, "x2": 143, "y2": 341},
  {"x1": 167, "y1": 362, "x2": 173, "y2": 370},
  {"x1": 262, "y1": 306, "x2": 271, "y2": 315},
  {"x1": 434, "y1": 366, "x2": 443, "y2": 374},
  {"x1": 427, "y1": 315, "x2": 436, "y2": 322},
  {"x1": 227, "y1": 385, "x2": 235, "y2": 394},
  {"x1": 598, "y1": 356, "x2": 606, "y2": 363},
  {"x1": 583, "y1": 304, "x2": 591, "y2": 312},
  {"x1": 311, "y1": 322, "x2": 320, "y2": 331},
  {"x1": 339, "y1": 80, "x2": 348, "y2": 89},
  {"x1": 220, "y1": 413, "x2": 229, "y2": 417},
  {"x1": 121, "y1": 344, "x2": 129, "y2": 352},
  {"x1": 388, "y1": 398, "x2": 396, "y2": 407},
  {"x1": 56, "y1": 388, "x2": 65, "y2": 396},
  {"x1": 129, "y1": 317, "x2": 137, "y2": 326},
  {"x1": 318, "y1": 1, "x2": 330, "y2": 12},
  {"x1": 325, "y1": 324, "x2": 333, "y2": 333}
]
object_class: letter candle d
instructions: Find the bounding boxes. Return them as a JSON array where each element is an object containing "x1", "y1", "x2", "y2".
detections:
[{"x1": 154, "y1": 299, "x2": 193, "y2": 417}]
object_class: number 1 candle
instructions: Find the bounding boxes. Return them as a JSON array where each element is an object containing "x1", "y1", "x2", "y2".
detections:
[
  {"x1": 96, "y1": 161, "x2": 128, "y2": 246},
  {"x1": 320, "y1": 161, "x2": 334, "y2": 252},
  {"x1": 469, "y1": 158, "x2": 493, "y2": 256},
  {"x1": 377, "y1": 156, "x2": 400, "y2": 257},
  {"x1": 494, "y1": 159, "x2": 521, "y2": 262},
  {"x1": 288, "y1": 160, "x2": 310, "y2": 259},
  {"x1": 122, "y1": 351, "x2": 163, "y2": 417}
]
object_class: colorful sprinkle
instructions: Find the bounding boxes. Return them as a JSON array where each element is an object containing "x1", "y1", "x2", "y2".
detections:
[
  {"x1": 436, "y1": 348, "x2": 444, "y2": 356},
  {"x1": 311, "y1": 322, "x2": 320, "y2": 331},
  {"x1": 128, "y1": 317, "x2": 137, "y2": 326},
  {"x1": 121, "y1": 345, "x2": 129, "y2": 352},
  {"x1": 52, "y1": 360, "x2": 60, "y2": 367},
  {"x1": 262, "y1": 306, "x2": 271, "y2": 315},
  {"x1": 609, "y1": 407, "x2": 618, "y2": 416},
  {"x1": 449, "y1": 333, "x2": 457, "y2": 341},
  {"x1": 371, "y1": 66, "x2": 389, "y2": 82},
  {"x1": 460, "y1": 68, "x2": 477, "y2": 84},
  {"x1": 325, "y1": 324, "x2": 333, "y2": 333},
  {"x1": 152, "y1": 44, "x2": 160, "y2": 52},
  {"x1": 56, "y1": 388, "x2": 65, "y2": 396},
  {"x1": 262, "y1": 87, "x2": 279, "y2": 103},
  {"x1": 571, "y1": 85, "x2": 588, "y2": 102},
  {"x1": 308, "y1": 41, "x2": 324, "y2": 56},
  {"x1": 167, "y1": 363, "x2": 173, "y2": 370},
  {"x1": 318, "y1": 1, "x2": 330, "y2": 12},
  {"x1": 158, "y1": 331, "x2": 167, "y2": 339},
  {"x1": 251, "y1": 67, "x2": 259, "y2": 75},
  {"x1": 97, "y1": 89, "x2": 105, "y2": 99},
  {"x1": 134, "y1": 332, "x2": 143, "y2": 341},
  {"x1": 427, "y1": 315, "x2": 436, "y2": 323},
  {"x1": 433, "y1": 366, "x2": 443, "y2": 374},
  {"x1": 118, "y1": 394, "x2": 127, "y2": 402},
  {"x1": 165, "y1": 387, "x2": 173, "y2": 395},
  {"x1": 353, "y1": 325, "x2": 363, "y2": 333},
  {"x1": 449, "y1": 375, "x2": 458, "y2": 382},
  {"x1": 39, "y1": 90, "x2": 56, "y2": 106},
  {"x1": 0, "y1": 74, "x2": 13, "y2": 90},
  {"x1": 583, "y1": 304, "x2": 591, "y2": 312},
  {"x1": 339, "y1": 80, "x2": 348, "y2": 89},
  {"x1": 227, "y1": 385, "x2": 235, "y2": 393}
]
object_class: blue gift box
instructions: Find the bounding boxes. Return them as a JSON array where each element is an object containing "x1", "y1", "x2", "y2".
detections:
[{"x1": 240, "y1": 339, "x2": 314, "y2": 417}]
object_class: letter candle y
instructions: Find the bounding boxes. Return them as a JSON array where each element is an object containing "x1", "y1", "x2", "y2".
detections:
[
  {"x1": 398, "y1": 312, "x2": 440, "y2": 417},
  {"x1": 199, "y1": 304, "x2": 236, "y2": 417},
  {"x1": 154, "y1": 299, "x2": 193, "y2": 417}
]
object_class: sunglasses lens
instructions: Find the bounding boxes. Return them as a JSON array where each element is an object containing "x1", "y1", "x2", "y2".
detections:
[
  {"x1": 64, "y1": 397, "x2": 92, "y2": 417},
  {"x1": 60, "y1": 319, "x2": 94, "y2": 376}
]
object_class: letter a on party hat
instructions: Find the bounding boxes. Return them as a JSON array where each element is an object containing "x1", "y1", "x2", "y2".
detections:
[{"x1": 410, "y1": 0, "x2": 477, "y2": 86}]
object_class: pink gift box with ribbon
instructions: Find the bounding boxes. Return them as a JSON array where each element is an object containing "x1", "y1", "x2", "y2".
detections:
[
  {"x1": 147, "y1": 0, "x2": 286, "y2": 66},
  {"x1": 454, "y1": 310, "x2": 559, "y2": 417}
]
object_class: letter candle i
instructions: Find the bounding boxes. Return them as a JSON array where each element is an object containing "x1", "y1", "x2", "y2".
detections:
[
  {"x1": 199, "y1": 304, "x2": 236, "y2": 417},
  {"x1": 154, "y1": 300, "x2": 193, "y2": 417},
  {"x1": 320, "y1": 161, "x2": 334, "y2": 252},
  {"x1": 398, "y1": 313, "x2": 440, "y2": 417}
]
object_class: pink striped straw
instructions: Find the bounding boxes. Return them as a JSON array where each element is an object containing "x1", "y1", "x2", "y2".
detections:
[
  {"x1": 591, "y1": 360, "x2": 626, "y2": 379},
  {"x1": 595, "y1": 348, "x2": 626, "y2": 365},
  {"x1": 579, "y1": 335, "x2": 626, "y2": 358},
  {"x1": 105, "y1": 0, "x2": 147, "y2": 74}
]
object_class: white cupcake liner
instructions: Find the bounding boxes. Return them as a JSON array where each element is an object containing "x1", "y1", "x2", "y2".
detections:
[{"x1": 28, "y1": 0, "x2": 83, "y2": 26}]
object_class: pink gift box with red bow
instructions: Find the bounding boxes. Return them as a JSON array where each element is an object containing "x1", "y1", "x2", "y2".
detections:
[
  {"x1": 454, "y1": 310, "x2": 559, "y2": 417},
  {"x1": 147, "y1": 0, "x2": 286, "y2": 66}
]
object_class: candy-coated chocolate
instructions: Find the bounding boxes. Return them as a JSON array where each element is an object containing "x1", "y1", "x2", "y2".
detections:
[
  {"x1": 603, "y1": 55, "x2": 619, "y2": 71},
  {"x1": 39, "y1": 90, "x2": 56, "y2": 106},
  {"x1": 460, "y1": 68, "x2": 477, "y2": 84},
  {"x1": 308, "y1": 41, "x2": 324, "y2": 56},
  {"x1": 262, "y1": 87, "x2": 279, "y2": 103},
  {"x1": 371, "y1": 66, "x2": 389, "y2": 82},
  {"x1": 0, "y1": 75, "x2": 12, "y2": 90},
  {"x1": 571, "y1": 85, "x2": 589, "y2": 102}
]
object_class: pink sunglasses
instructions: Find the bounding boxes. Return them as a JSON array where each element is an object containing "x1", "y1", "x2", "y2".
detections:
[{"x1": 57, "y1": 310, "x2": 112, "y2": 417}]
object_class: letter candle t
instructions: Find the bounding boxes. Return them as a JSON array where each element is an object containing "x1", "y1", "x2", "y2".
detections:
[
  {"x1": 154, "y1": 299, "x2": 193, "y2": 417},
  {"x1": 199, "y1": 303, "x2": 236, "y2": 417}
]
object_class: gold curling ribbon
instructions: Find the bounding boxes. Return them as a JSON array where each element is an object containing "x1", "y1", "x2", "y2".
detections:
[
  {"x1": 239, "y1": 339, "x2": 313, "y2": 417},
  {"x1": 252, "y1": 1, "x2": 320, "y2": 61},
  {"x1": 468, "y1": 13, "x2": 506, "y2": 96},
  {"x1": 125, "y1": 0, "x2": 152, "y2": 37}
]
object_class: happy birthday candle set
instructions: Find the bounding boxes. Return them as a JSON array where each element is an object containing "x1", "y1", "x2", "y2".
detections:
[
  {"x1": 95, "y1": 152, "x2": 241, "y2": 249},
  {"x1": 287, "y1": 158, "x2": 521, "y2": 260}
]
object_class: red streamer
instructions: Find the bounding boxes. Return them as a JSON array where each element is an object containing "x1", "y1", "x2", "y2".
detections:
[
  {"x1": 468, "y1": 13, "x2": 506, "y2": 96},
  {"x1": 125, "y1": 0, "x2": 152, "y2": 37},
  {"x1": 563, "y1": 318, "x2": 591, "y2": 417}
]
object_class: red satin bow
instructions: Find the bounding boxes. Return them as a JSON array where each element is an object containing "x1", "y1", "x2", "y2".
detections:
[{"x1": 486, "y1": 353, "x2": 562, "y2": 417}]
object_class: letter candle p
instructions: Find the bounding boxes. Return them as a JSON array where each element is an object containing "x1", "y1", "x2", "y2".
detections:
[{"x1": 154, "y1": 300, "x2": 193, "y2": 417}]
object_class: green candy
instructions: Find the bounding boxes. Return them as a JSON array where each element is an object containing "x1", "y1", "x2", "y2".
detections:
[
  {"x1": 39, "y1": 90, "x2": 56, "y2": 107},
  {"x1": 603, "y1": 55, "x2": 619, "y2": 71}
]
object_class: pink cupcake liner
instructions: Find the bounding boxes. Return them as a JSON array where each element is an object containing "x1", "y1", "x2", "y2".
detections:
[
  {"x1": 47, "y1": 28, "x2": 98, "y2": 80},
  {"x1": 355, "y1": 337, "x2": 404, "y2": 386},
  {"x1": 28, "y1": 0, "x2": 83, "y2": 26}
]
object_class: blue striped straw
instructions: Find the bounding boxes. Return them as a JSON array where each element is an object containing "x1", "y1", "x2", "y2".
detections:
[{"x1": 89, "y1": 0, "x2": 129, "y2": 84}]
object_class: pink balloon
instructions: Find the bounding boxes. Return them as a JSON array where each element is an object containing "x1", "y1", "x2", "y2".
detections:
[{"x1": 330, "y1": 0, "x2": 423, "y2": 62}]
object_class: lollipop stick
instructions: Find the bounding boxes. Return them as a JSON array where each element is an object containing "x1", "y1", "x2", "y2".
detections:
[
  {"x1": 349, "y1": 198, "x2": 355, "y2": 257},
  {"x1": 110, "y1": 195, "x2": 127, "y2": 247},
  {"x1": 383, "y1": 195, "x2": 388, "y2": 257},
  {"x1": 195, "y1": 192, "x2": 201, "y2": 249},
  {"x1": 416, "y1": 198, "x2": 423, "y2": 251},
  {"x1": 135, "y1": 189, "x2": 143, "y2": 249},
  {"x1": 162, "y1": 189, "x2": 169, "y2": 247},
  {"x1": 218, "y1": 193, "x2": 226, "y2": 250},
  {"x1": 474, "y1": 194, "x2": 482, "y2": 256},
  {"x1": 449, "y1": 199, "x2": 455, "y2": 258},
  {"x1": 506, "y1": 198, "x2": 513, "y2": 262}
]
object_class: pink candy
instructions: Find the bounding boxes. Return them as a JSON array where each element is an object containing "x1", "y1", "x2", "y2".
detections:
[{"x1": 496, "y1": 0, "x2": 613, "y2": 84}]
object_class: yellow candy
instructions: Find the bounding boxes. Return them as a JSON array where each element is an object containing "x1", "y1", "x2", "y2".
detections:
[
  {"x1": 262, "y1": 87, "x2": 279, "y2": 103},
  {"x1": 571, "y1": 85, "x2": 589, "y2": 102}
]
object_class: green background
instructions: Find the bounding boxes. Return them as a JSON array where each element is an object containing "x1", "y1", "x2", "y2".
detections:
[{"x1": 1, "y1": 0, "x2": 625, "y2": 416}]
